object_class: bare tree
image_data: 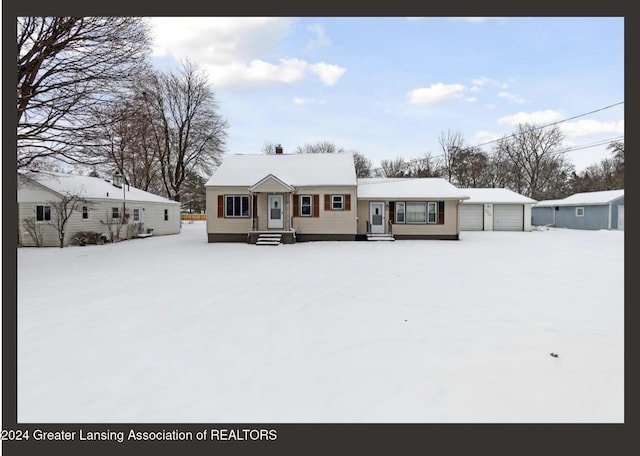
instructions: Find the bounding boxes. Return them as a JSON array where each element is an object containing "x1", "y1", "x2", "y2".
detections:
[
  {"x1": 17, "y1": 17, "x2": 151, "y2": 169},
  {"x1": 296, "y1": 141, "x2": 343, "y2": 154},
  {"x1": 450, "y1": 146, "x2": 490, "y2": 187},
  {"x1": 493, "y1": 124, "x2": 566, "y2": 199},
  {"x1": 101, "y1": 209, "x2": 130, "y2": 242},
  {"x1": 352, "y1": 151, "x2": 373, "y2": 178},
  {"x1": 261, "y1": 142, "x2": 280, "y2": 155},
  {"x1": 140, "y1": 61, "x2": 228, "y2": 202},
  {"x1": 375, "y1": 157, "x2": 409, "y2": 178},
  {"x1": 438, "y1": 129, "x2": 466, "y2": 182},
  {"x1": 21, "y1": 217, "x2": 44, "y2": 247},
  {"x1": 47, "y1": 192, "x2": 90, "y2": 248},
  {"x1": 405, "y1": 153, "x2": 443, "y2": 178}
]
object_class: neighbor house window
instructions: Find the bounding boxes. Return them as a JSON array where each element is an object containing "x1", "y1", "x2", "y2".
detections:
[
  {"x1": 331, "y1": 195, "x2": 344, "y2": 210},
  {"x1": 225, "y1": 195, "x2": 250, "y2": 217},
  {"x1": 396, "y1": 202, "x2": 405, "y2": 223},
  {"x1": 36, "y1": 205, "x2": 51, "y2": 222},
  {"x1": 576, "y1": 207, "x2": 584, "y2": 217},
  {"x1": 300, "y1": 195, "x2": 312, "y2": 216},
  {"x1": 164, "y1": 209, "x2": 169, "y2": 221},
  {"x1": 112, "y1": 207, "x2": 120, "y2": 219},
  {"x1": 406, "y1": 202, "x2": 427, "y2": 223},
  {"x1": 133, "y1": 208, "x2": 141, "y2": 223},
  {"x1": 82, "y1": 206, "x2": 89, "y2": 220},
  {"x1": 427, "y1": 202, "x2": 438, "y2": 224}
]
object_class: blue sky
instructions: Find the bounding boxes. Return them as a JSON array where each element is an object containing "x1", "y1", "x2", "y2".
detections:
[{"x1": 147, "y1": 17, "x2": 624, "y2": 172}]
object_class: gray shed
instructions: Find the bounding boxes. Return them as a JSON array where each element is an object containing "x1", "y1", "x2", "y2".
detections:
[{"x1": 531, "y1": 189, "x2": 624, "y2": 230}]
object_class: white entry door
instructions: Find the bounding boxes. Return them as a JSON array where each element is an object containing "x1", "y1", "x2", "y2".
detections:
[
  {"x1": 268, "y1": 195, "x2": 284, "y2": 229},
  {"x1": 370, "y1": 202, "x2": 385, "y2": 234}
]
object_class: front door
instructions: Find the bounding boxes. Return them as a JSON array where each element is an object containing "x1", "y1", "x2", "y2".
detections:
[
  {"x1": 370, "y1": 201, "x2": 385, "y2": 234},
  {"x1": 268, "y1": 195, "x2": 284, "y2": 229}
]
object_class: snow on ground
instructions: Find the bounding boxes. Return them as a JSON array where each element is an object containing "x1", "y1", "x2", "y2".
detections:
[{"x1": 16, "y1": 222, "x2": 624, "y2": 423}]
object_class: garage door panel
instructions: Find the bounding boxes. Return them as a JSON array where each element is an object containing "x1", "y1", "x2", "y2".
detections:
[
  {"x1": 493, "y1": 204, "x2": 523, "y2": 231},
  {"x1": 460, "y1": 204, "x2": 483, "y2": 231}
]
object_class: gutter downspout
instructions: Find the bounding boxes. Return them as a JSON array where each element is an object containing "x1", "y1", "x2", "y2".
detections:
[{"x1": 608, "y1": 202, "x2": 612, "y2": 230}]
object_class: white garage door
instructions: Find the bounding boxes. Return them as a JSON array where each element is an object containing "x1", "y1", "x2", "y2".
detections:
[
  {"x1": 493, "y1": 204, "x2": 523, "y2": 231},
  {"x1": 618, "y1": 205, "x2": 624, "y2": 230},
  {"x1": 460, "y1": 204, "x2": 484, "y2": 231}
]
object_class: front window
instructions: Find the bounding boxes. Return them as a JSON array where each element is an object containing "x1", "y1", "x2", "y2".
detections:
[
  {"x1": 133, "y1": 208, "x2": 141, "y2": 223},
  {"x1": 225, "y1": 195, "x2": 250, "y2": 217},
  {"x1": 332, "y1": 195, "x2": 344, "y2": 210},
  {"x1": 301, "y1": 195, "x2": 312, "y2": 216},
  {"x1": 164, "y1": 209, "x2": 169, "y2": 221},
  {"x1": 396, "y1": 202, "x2": 405, "y2": 223},
  {"x1": 406, "y1": 202, "x2": 427, "y2": 223},
  {"x1": 576, "y1": 207, "x2": 584, "y2": 217},
  {"x1": 82, "y1": 206, "x2": 89, "y2": 220},
  {"x1": 112, "y1": 207, "x2": 120, "y2": 219},
  {"x1": 427, "y1": 202, "x2": 438, "y2": 224},
  {"x1": 36, "y1": 205, "x2": 51, "y2": 222}
]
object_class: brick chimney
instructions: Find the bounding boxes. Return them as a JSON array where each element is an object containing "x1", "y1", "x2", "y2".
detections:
[{"x1": 275, "y1": 144, "x2": 283, "y2": 154}]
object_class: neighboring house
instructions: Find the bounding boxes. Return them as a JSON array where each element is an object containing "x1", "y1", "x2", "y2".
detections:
[
  {"x1": 356, "y1": 178, "x2": 469, "y2": 240},
  {"x1": 18, "y1": 170, "x2": 181, "y2": 247},
  {"x1": 205, "y1": 151, "x2": 358, "y2": 243},
  {"x1": 459, "y1": 188, "x2": 537, "y2": 232},
  {"x1": 531, "y1": 189, "x2": 624, "y2": 230}
]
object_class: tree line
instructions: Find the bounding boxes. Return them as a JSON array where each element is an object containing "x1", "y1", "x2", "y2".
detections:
[
  {"x1": 264, "y1": 128, "x2": 623, "y2": 201},
  {"x1": 18, "y1": 16, "x2": 623, "y2": 211}
]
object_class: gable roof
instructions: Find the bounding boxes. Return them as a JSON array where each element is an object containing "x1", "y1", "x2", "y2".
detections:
[
  {"x1": 534, "y1": 189, "x2": 624, "y2": 207},
  {"x1": 459, "y1": 188, "x2": 537, "y2": 204},
  {"x1": 357, "y1": 178, "x2": 469, "y2": 199},
  {"x1": 18, "y1": 171, "x2": 179, "y2": 204},
  {"x1": 205, "y1": 153, "x2": 357, "y2": 187}
]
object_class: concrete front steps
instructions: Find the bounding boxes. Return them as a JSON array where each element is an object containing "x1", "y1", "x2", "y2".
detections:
[
  {"x1": 366, "y1": 234, "x2": 395, "y2": 241},
  {"x1": 256, "y1": 233, "x2": 282, "y2": 246}
]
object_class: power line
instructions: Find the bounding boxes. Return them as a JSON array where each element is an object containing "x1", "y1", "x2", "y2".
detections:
[{"x1": 472, "y1": 101, "x2": 624, "y2": 150}]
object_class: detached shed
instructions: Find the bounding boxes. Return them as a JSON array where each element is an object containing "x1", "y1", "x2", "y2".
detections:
[
  {"x1": 532, "y1": 189, "x2": 624, "y2": 230},
  {"x1": 459, "y1": 188, "x2": 536, "y2": 231}
]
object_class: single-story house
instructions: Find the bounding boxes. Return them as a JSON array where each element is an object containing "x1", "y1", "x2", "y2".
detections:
[
  {"x1": 18, "y1": 170, "x2": 181, "y2": 247},
  {"x1": 459, "y1": 188, "x2": 537, "y2": 232},
  {"x1": 205, "y1": 151, "x2": 358, "y2": 244},
  {"x1": 531, "y1": 189, "x2": 624, "y2": 230},
  {"x1": 356, "y1": 178, "x2": 469, "y2": 240},
  {"x1": 205, "y1": 151, "x2": 470, "y2": 244}
]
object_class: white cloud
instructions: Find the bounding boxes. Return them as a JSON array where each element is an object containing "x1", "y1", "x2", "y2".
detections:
[
  {"x1": 293, "y1": 97, "x2": 325, "y2": 106},
  {"x1": 470, "y1": 86, "x2": 481, "y2": 92},
  {"x1": 498, "y1": 91, "x2": 528, "y2": 104},
  {"x1": 466, "y1": 97, "x2": 477, "y2": 103},
  {"x1": 499, "y1": 109, "x2": 564, "y2": 126},
  {"x1": 305, "y1": 24, "x2": 332, "y2": 51},
  {"x1": 408, "y1": 83, "x2": 466, "y2": 104},
  {"x1": 308, "y1": 63, "x2": 346, "y2": 86},
  {"x1": 147, "y1": 17, "x2": 345, "y2": 90},
  {"x1": 559, "y1": 119, "x2": 624, "y2": 137},
  {"x1": 471, "y1": 76, "x2": 507, "y2": 88},
  {"x1": 473, "y1": 130, "x2": 503, "y2": 144}
]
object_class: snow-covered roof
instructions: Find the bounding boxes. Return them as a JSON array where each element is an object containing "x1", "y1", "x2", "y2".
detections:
[
  {"x1": 535, "y1": 189, "x2": 624, "y2": 207},
  {"x1": 460, "y1": 188, "x2": 537, "y2": 204},
  {"x1": 357, "y1": 178, "x2": 469, "y2": 200},
  {"x1": 206, "y1": 153, "x2": 357, "y2": 187},
  {"x1": 19, "y1": 171, "x2": 179, "y2": 204}
]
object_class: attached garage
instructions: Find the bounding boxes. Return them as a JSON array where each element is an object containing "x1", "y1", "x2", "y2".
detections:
[
  {"x1": 460, "y1": 188, "x2": 536, "y2": 232},
  {"x1": 460, "y1": 204, "x2": 484, "y2": 230},
  {"x1": 493, "y1": 204, "x2": 524, "y2": 231}
]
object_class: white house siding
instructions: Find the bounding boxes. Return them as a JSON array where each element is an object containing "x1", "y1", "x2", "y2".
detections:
[
  {"x1": 206, "y1": 186, "x2": 253, "y2": 234},
  {"x1": 292, "y1": 186, "x2": 357, "y2": 235}
]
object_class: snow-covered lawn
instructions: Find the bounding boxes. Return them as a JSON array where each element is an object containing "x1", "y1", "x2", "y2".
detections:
[{"x1": 16, "y1": 222, "x2": 624, "y2": 423}]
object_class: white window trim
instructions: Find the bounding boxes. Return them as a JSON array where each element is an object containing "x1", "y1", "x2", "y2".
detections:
[
  {"x1": 35, "y1": 205, "x2": 51, "y2": 223},
  {"x1": 395, "y1": 202, "x2": 405, "y2": 223},
  {"x1": 576, "y1": 207, "x2": 585, "y2": 217},
  {"x1": 300, "y1": 195, "x2": 313, "y2": 217},
  {"x1": 112, "y1": 207, "x2": 120, "y2": 219},
  {"x1": 225, "y1": 195, "x2": 250, "y2": 218},
  {"x1": 82, "y1": 206, "x2": 90, "y2": 221},
  {"x1": 427, "y1": 202, "x2": 438, "y2": 224},
  {"x1": 133, "y1": 208, "x2": 142, "y2": 223},
  {"x1": 331, "y1": 194, "x2": 344, "y2": 210}
]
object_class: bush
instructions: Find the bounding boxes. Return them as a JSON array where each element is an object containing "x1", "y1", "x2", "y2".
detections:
[{"x1": 72, "y1": 231, "x2": 109, "y2": 246}]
